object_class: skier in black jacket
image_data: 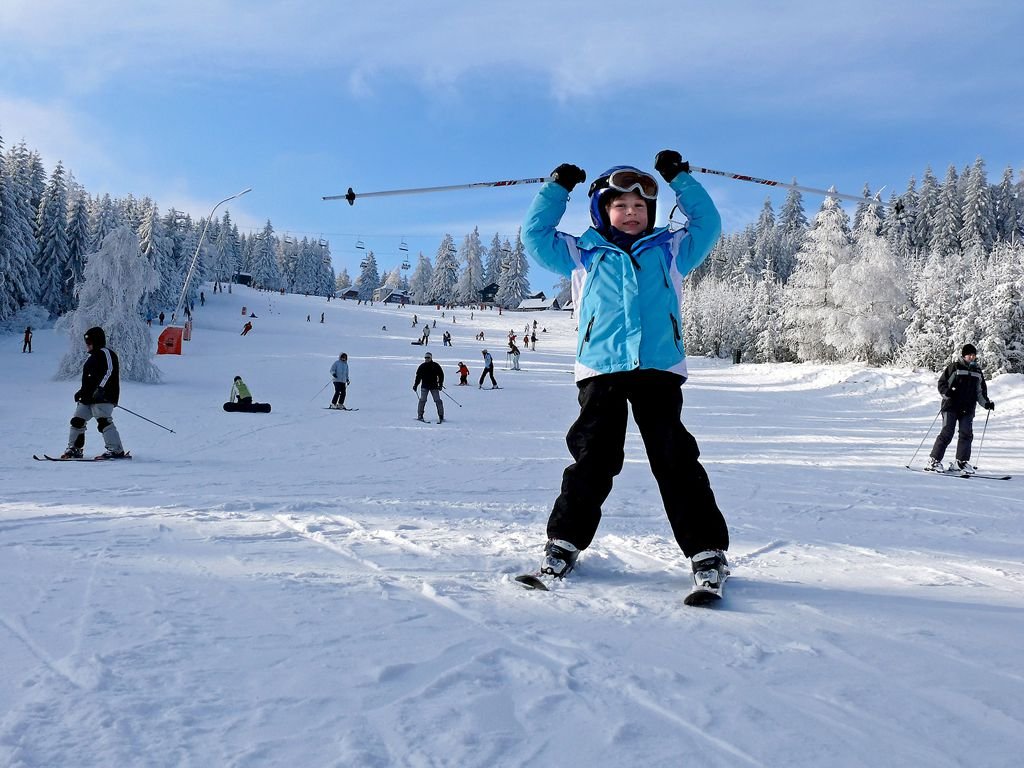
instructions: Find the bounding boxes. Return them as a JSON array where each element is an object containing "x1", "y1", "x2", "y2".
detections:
[
  {"x1": 62, "y1": 326, "x2": 128, "y2": 459},
  {"x1": 413, "y1": 352, "x2": 445, "y2": 423},
  {"x1": 927, "y1": 343, "x2": 995, "y2": 473}
]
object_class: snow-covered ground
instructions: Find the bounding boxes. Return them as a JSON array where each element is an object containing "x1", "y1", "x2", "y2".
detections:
[{"x1": 3, "y1": 285, "x2": 1023, "y2": 767}]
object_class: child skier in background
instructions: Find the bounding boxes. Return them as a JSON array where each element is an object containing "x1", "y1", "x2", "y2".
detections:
[{"x1": 520, "y1": 150, "x2": 730, "y2": 600}]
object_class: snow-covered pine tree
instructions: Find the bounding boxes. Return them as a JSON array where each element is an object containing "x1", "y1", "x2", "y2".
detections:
[
  {"x1": 0, "y1": 135, "x2": 38, "y2": 320},
  {"x1": 776, "y1": 185, "x2": 808, "y2": 281},
  {"x1": 992, "y1": 166, "x2": 1019, "y2": 245},
  {"x1": 959, "y1": 157, "x2": 995, "y2": 257},
  {"x1": 88, "y1": 193, "x2": 120, "y2": 252},
  {"x1": 3, "y1": 141, "x2": 43, "y2": 310},
  {"x1": 913, "y1": 166, "x2": 940, "y2": 253},
  {"x1": 356, "y1": 251, "x2": 380, "y2": 301},
  {"x1": 930, "y1": 165, "x2": 963, "y2": 258},
  {"x1": 782, "y1": 194, "x2": 852, "y2": 362},
  {"x1": 829, "y1": 205, "x2": 909, "y2": 364},
  {"x1": 899, "y1": 251, "x2": 962, "y2": 370},
  {"x1": 56, "y1": 225, "x2": 161, "y2": 383},
  {"x1": 138, "y1": 201, "x2": 176, "y2": 318},
  {"x1": 427, "y1": 235, "x2": 459, "y2": 304},
  {"x1": 749, "y1": 255, "x2": 787, "y2": 363},
  {"x1": 975, "y1": 242, "x2": 1024, "y2": 373},
  {"x1": 65, "y1": 188, "x2": 91, "y2": 312},
  {"x1": 484, "y1": 232, "x2": 505, "y2": 287},
  {"x1": 249, "y1": 221, "x2": 281, "y2": 289},
  {"x1": 335, "y1": 267, "x2": 352, "y2": 292},
  {"x1": 210, "y1": 211, "x2": 240, "y2": 286},
  {"x1": 34, "y1": 161, "x2": 71, "y2": 316},
  {"x1": 408, "y1": 253, "x2": 432, "y2": 304},
  {"x1": 495, "y1": 232, "x2": 530, "y2": 309},
  {"x1": 454, "y1": 227, "x2": 485, "y2": 304}
]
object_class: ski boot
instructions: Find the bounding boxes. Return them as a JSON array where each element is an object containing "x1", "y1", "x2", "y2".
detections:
[
  {"x1": 99, "y1": 449, "x2": 128, "y2": 459},
  {"x1": 60, "y1": 447, "x2": 84, "y2": 459},
  {"x1": 925, "y1": 457, "x2": 944, "y2": 472},
  {"x1": 956, "y1": 460, "x2": 976, "y2": 475},
  {"x1": 540, "y1": 539, "x2": 579, "y2": 579},
  {"x1": 686, "y1": 550, "x2": 730, "y2": 605}
]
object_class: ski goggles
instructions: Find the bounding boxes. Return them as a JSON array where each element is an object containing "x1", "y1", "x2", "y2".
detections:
[{"x1": 589, "y1": 169, "x2": 659, "y2": 200}]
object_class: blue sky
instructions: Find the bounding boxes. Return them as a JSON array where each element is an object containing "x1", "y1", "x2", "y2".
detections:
[{"x1": 2, "y1": 1, "x2": 1022, "y2": 294}]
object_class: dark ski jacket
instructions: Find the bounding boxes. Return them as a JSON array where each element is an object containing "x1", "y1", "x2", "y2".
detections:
[
  {"x1": 414, "y1": 360, "x2": 444, "y2": 391},
  {"x1": 937, "y1": 358, "x2": 990, "y2": 415},
  {"x1": 76, "y1": 346, "x2": 120, "y2": 405}
]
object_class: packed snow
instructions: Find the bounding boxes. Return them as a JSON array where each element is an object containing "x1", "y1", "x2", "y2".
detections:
[{"x1": 3, "y1": 286, "x2": 1023, "y2": 767}]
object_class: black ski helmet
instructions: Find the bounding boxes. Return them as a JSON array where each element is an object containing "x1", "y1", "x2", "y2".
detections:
[{"x1": 84, "y1": 326, "x2": 106, "y2": 348}]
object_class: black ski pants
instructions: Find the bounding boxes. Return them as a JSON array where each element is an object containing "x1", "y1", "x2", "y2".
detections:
[
  {"x1": 547, "y1": 369, "x2": 729, "y2": 558},
  {"x1": 332, "y1": 382, "x2": 347, "y2": 407},
  {"x1": 930, "y1": 410, "x2": 975, "y2": 463},
  {"x1": 479, "y1": 365, "x2": 497, "y2": 387}
]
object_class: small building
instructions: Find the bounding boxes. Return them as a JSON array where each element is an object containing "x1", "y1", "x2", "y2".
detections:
[
  {"x1": 234, "y1": 272, "x2": 253, "y2": 287},
  {"x1": 479, "y1": 283, "x2": 499, "y2": 304},
  {"x1": 336, "y1": 288, "x2": 360, "y2": 300},
  {"x1": 373, "y1": 287, "x2": 411, "y2": 304},
  {"x1": 516, "y1": 297, "x2": 561, "y2": 311}
]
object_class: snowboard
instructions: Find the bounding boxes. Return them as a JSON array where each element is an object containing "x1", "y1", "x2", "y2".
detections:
[
  {"x1": 34, "y1": 451, "x2": 133, "y2": 462},
  {"x1": 223, "y1": 401, "x2": 272, "y2": 413},
  {"x1": 514, "y1": 573, "x2": 550, "y2": 591},
  {"x1": 683, "y1": 581, "x2": 725, "y2": 606}
]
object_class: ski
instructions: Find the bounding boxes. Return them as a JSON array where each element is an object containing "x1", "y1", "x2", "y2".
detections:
[
  {"x1": 514, "y1": 573, "x2": 550, "y2": 591},
  {"x1": 908, "y1": 468, "x2": 1011, "y2": 481},
  {"x1": 324, "y1": 407, "x2": 359, "y2": 411},
  {"x1": 34, "y1": 452, "x2": 133, "y2": 462}
]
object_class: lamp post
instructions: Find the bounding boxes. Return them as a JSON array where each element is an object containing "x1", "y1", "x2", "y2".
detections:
[{"x1": 171, "y1": 187, "x2": 252, "y2": 323}]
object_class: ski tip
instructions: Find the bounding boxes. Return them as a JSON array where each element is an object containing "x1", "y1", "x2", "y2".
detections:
[{"x1": 514, "y1": 574, "x2": 549, "y2": 591}]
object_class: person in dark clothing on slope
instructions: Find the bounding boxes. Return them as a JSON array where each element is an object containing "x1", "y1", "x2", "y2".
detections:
[
  {"x1": 62, "y1": 326, "x2": 127, "y2": 459},
  {"x1": 521, "y1": 151, "x2": 729, "y2": 594},
  {"x1": 926, "y1": 343, "x2": 995, "y2": 474},
  {"x1": 478, "y1": 349, "x2": 498, "y2": 388},
  {"x1": 413, "y1": 352, "x2": 445, "y2": 423}
]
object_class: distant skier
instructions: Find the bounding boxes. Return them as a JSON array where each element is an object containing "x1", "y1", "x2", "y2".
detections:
[
  {"x1": 413, "y1": 352, "x2": 445, "y2": 423},
  {"x1": 926, "y1": 343, "x2": 995, "y2": 474},
  {"x1": 509, "y1": 341, "x2": 521, "y2": 370},
  {"x1": 421, "y1": 324, "x2": 430, "y2": 346},
  {"x1": 62, "y1": 326, "x2": 127, "y2": 459},
  {"x1": 519, "y1": 151, "x2": 729, "y2": 599},
  {"x1": 457, "y1": 361, "x2": 470, "y2": 386},
  {"x1": 23, "y1": 326, "x2": 32, "y2": 353},
  {"x1": 240, "y1": 321, "x2": 253, "y2": 336},
  {"x1": 330, "y1": 353, "x2": 350, "y2": 409}
]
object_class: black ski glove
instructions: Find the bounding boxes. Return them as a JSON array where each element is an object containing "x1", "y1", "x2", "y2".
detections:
[
  {"x1": 91, "y1": 387, "x2": 106, "y2": 403},
  {"x1": 551, "y1": 164, "x2": 586, "y2": 192},
  {"x1": 74, "y1": 389, "x2": 83, "y2": 403},
  {"x1": 654, "y1": 150, "x2": 690, "y2": 182},
  {"x1": 985, "y1": 400, "x2": 995, "y2": 411}
]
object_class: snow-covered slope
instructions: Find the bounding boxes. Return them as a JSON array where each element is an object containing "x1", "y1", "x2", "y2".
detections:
[{"x1": 2, "y1": 286, "x2": 1022, "y2": 767}]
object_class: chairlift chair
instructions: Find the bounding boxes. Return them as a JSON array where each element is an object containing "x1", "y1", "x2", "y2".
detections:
[{"x1": 399, "y1": 237, "x2": 411, "y2": 270}]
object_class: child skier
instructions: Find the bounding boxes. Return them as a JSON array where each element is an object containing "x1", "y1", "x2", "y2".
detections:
[{"x1": 520, "y1": 151, "x2": 730, "y2": 601}]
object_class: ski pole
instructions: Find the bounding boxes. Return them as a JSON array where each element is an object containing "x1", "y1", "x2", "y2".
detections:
[
  {"x1": 689, "y1": 165, "x2": 878, "y2": 205},
  {"x1": 974, "y1": 410, "x2": 991, "y2": 469},
  {"x1": 324, "y1": 177, "x2": 549, "y2": 205},
  {"x1": 440, "y1": 388, "x2": 462, "y2": 408},
  {"x1": 905, "y1": 409, "x2": 941, "y2": 468},
  {"x1": 310, "y1": 381, "x2": 332, "y2": 401},
  {"x1": 116, "y1": 405, "x2": 176, "y2": 434},
  {"x1": 326, "y1": 165, "x2": 879, "y2": 207}
]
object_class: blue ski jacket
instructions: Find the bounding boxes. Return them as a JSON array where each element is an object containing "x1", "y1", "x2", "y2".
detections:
[{"x1": 522, "y1": 172, "x2": 721, "y2": 383}]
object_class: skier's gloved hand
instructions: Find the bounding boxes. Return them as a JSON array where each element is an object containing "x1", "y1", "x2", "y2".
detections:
[
  {"x1": 91, "y1": 387, "x2": 106, "y2": 402},
  {"x1": 654, "y1": 150, "x2": 690, "y2": 182},
  {"x1": 550, "y1": 164, "x2": 586, "y2": 192},
  {"x1": 74, "y1": 389, "x2": 83, "y2": 403},
  {"x1": 985, "y1": 400, "x2": 995, "y2": 411}
]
